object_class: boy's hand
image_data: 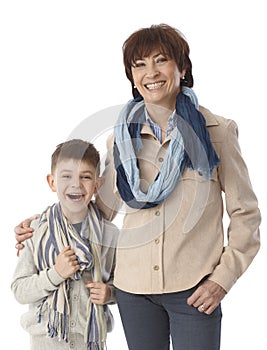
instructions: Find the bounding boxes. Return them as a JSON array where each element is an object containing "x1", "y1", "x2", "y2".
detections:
[
  {"x1": 86, "y1": 281, "x2": 111, "y2": 305},
  {"x1": 55, "y1": 246, "x2": 80, "y2": 279}
]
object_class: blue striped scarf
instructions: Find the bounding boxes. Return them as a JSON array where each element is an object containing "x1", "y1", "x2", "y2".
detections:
[
  {"x1": 113, "y1": 88, "x2": 220, "y2": 209},
  {"x1": 34, "y1": 202, "x2": 107, "y2": 350}
]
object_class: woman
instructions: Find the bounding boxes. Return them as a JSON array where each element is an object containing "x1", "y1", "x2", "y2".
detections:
[{"x1": 15, "y1": 24, "x2": 261, "y2": 350}]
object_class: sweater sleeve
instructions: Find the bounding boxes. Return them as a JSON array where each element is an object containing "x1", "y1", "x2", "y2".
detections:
[
  {"x1": 11, "y1": 234, "x2": 65, "y2": 304},
  {"x1": 208, "y1": 120, "x2": 261, "y2": 292}
]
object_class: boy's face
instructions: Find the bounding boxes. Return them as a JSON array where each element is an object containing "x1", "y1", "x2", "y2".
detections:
[{"x1": 47, "y1": 159, "x2": 101, "y2": 223}]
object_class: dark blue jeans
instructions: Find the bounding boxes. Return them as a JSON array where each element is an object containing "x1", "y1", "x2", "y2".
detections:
[{"x1": 115, "y1": 285, "x2": 222, "y2": 350}]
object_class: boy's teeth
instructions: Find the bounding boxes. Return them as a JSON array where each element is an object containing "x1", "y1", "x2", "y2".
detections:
[{"x1": 68, "y1": 194, "x2": 82, "y2": 200}]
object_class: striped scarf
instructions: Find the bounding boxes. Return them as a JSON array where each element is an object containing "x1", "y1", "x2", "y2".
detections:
[
  {"x1": 113, "y1": 88, "x2": 220, "y2": 209},
  {"x1": 34, "y1": 202, "x2": 107, "y2": 350}
]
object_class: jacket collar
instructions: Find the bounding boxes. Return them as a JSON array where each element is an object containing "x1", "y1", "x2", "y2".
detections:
[{"x1": 199, "y1": 106, "x2": 219, "y2": 127}]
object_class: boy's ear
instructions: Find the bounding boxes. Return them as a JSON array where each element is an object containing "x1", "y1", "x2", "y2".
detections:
[
  {"x1": 47, "y1": 174, "x2": 57, "y2": 192},
  {"x1": 94, "y1": 176, "x2": 105, "y2": 194}
]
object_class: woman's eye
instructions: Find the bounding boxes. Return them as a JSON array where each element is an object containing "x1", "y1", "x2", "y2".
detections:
[
  {"x1": 156, "y1": 57, "x2": 168, "y2": 63},
  {"x1": 133, "y1": 61, "x2": 145, "y2": 68}
]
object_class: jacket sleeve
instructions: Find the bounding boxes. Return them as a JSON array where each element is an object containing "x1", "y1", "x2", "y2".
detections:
[
  {"x1": 101, "y1": 220, "x2": 119, "y2": 304},
  {"x1": 11, "y1": 228, "x2": 65, "y2": 304},
  {"x1": 208, "y1": 120, "x2": 261, "y2": 292},
  {"x1": 96, "y1": 133, "x2": 123, "y2": 221}
]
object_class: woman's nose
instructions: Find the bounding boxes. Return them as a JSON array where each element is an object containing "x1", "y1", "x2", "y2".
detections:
[{"x1": 145, "y1": 63, "x2": 159, "y2": 78}]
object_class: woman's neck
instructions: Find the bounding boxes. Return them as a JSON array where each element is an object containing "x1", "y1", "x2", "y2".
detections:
[
  {"x1": 144, "y1": 92, "x2": 177, "y2": 129},
  {"x1": 146, "y1": 103, "x2": 175, "y2": 130}
]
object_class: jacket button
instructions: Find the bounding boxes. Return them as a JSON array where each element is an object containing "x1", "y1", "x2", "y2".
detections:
[
  {"x1": 153, "y1": 265, "x2": 159, "y2": 271},
  {"x1": 158, "y1": 157, "x2": 164, "y2": 163},
  {"x1": 155, "y1": 210, "x2": 160, "y2": 216},
  {"x1": 155, "y1": 239, "x2": 160, "y2": 244}
]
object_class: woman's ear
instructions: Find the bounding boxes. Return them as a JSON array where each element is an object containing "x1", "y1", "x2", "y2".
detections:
[
  {"x1": 47, "y1": 174, "x2": 57, "y2": 192},
  {"x1": 94, "y1": 176, "x2": 105, "y2": 194}
]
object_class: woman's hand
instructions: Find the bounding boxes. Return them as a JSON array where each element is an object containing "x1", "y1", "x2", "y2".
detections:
[
  {"x1": 14, "y1": 215, "x2": 40, "y2": 255},
  {"x1": 187, "y1": 280, "x2": 226, "y2": 315}
]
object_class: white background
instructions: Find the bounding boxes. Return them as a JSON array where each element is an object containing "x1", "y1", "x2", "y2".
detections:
[{"x1": 1, "y1": 0, "x2": 266, "y2": 349}]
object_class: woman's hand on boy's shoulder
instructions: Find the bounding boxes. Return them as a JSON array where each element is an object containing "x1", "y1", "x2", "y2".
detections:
[{"x1": 14, "y1": 214, "x2": 40, "y2": 255}]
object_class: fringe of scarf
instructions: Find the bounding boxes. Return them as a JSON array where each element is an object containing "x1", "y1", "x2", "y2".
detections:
[
  {"x1": 113, "y1": 88, "x2": 220, "y2": 209},
  {"x1": 34, "y1": 202, "x2": 107, "y2": 350}
]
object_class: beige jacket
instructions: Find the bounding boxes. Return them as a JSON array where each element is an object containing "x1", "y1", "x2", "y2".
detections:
[{"x1": 97, "y1": 106, "x2": 261, "y2": 294}]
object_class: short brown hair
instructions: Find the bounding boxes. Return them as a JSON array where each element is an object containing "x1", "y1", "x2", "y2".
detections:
[
  {"x1": 123, "y1": 23, "x2": 193, "y2": 98},
  {"x1": 51, "y1": 139, "x2": 100, "y2": 176}
]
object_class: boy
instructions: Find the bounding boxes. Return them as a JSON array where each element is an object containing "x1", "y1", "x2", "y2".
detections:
[{"x1": 11, "y1": 139, "x2": 118, "y2": 350}]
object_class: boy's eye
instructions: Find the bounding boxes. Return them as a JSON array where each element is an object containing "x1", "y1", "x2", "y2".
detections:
[
  {"x1": 62, "y1": 174, "x2": 71, "y2": 179},
  {"x1": 81, "y1": 176, "x2": 91, "y2": 180}
]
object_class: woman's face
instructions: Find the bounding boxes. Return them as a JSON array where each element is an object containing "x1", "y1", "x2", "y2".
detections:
[{"x1": 131, "y1": 50, "x2": 185, "y2": 110}]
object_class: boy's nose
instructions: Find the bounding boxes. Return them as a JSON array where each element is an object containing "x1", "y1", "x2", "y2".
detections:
[{"x1": 71, "y1": 177, "x2": 81, "y2": 188}]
